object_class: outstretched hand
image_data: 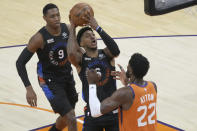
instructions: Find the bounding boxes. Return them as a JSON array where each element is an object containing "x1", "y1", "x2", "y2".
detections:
[
  {"x1": 87, "y1": 69, "x2": 100, "y2": 84},
  {"x1": 111, "y1": 64, "x2": 128, "y2": 86}
]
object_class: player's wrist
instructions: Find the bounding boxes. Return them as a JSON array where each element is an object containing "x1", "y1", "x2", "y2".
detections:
[
  {"x1": 96, "y1": 26, "x2": 102, "y2": 33},
  {"x1": 26, "y1": 85, "x2": 33, "y2": 90},
  {"x1": 96, "y1": 26, "x2": 100, "y2": 31},
  {"x1": 89, "y1": 84, "x2": 96, "y2": 89}
]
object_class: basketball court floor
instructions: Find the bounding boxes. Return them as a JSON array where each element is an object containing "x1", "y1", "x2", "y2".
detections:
[{"x1": 0, "y1": 0, "x2": 197, "y2": 131}]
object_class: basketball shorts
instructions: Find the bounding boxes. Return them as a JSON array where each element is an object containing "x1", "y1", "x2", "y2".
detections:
[
  {"x1": 38, "y1": 75, "x2": 78, "y2": 117},
  {"x1": 82, "y1": 107, "x2": 119, "y2": 131}
]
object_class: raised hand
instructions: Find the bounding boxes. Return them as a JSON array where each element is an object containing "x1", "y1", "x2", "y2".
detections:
[
  {"x1": 82, "y1": 11, "x2": 99, "y2": 30},
  {"x1": 111, "y1": 64, "x2": 128, "y2": 86}
]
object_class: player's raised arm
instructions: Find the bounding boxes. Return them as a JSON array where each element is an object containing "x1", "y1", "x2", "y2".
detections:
[
  {"x1": 67, "y1": 20, "x2": 83, "y2": 71},
  {"x1": 84, "y1": 13, "x2": 120, "y2": 59}
]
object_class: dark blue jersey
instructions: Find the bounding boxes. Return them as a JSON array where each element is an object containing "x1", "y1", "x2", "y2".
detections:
[
  {"x1": 36, "y1": 23, "x2": 73, "y2": 80},
  {"x1": 79, "y1": 49, "x2": 117, "y2": 103}
]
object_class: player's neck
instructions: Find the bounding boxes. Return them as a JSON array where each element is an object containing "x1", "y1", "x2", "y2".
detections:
[
  {"x1": 45, "y1": 25, "x2": 61, "y2": 36},
  {"x1": 130, "y1": 78, "x2": 145, "y2": 86},
  {"x1": 86, "y1": 48, "x2": 98, "y2": 58}
]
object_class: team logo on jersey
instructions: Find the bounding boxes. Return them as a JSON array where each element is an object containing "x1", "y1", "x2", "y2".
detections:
[
  {"x1": 62, "y1": 32, "x2": 68, "y2": 39},
  {"x1": 99, "y1": 54, "x2": 105, "y2": 59},
  {"x1": 47, "y1": 38, "x2": 55, "y2": 44},
  {"x1": 84, "y1": 57, "x2": 91, "y2": 61}
]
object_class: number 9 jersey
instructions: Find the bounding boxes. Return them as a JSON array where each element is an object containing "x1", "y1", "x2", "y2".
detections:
[
  {"x1": 36, "y1": 23, "x2": 72, "y2": 77},
  {"x1": 119, "y1": 81, "x2": 157, "y2": 131}
]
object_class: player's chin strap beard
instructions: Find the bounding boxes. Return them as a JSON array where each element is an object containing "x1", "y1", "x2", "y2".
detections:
[
  {"x1": 87, "y1": 46, "x2": 97, "y2": 52},
  {"x1": 126, "y1": 71, "x2": 135, "y2": 84},
  {"x1": 90, "y1": 47, "x2": 97, "y2": 51},
  {"x1": 130, "y1": 78, "x2": 136, "y2": 83},
  {"x1": 126, "y1": 71, "x2": 131, "y2": 78}
]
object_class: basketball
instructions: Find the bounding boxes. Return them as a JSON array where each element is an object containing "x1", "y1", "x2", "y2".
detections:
[{"x1": 69, "y1": 3, "x2": 94, "y2": 26}]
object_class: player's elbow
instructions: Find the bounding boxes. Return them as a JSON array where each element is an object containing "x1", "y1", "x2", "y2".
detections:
[
  {"x1": 16, "y1": 59, "x2": 21, "y2": 70},
  {"x1": 111, "y1": 49, "x2": 120, "y2": 58},
  {"x1": 114, "y1": 49, "x2": 120, "y2": 57},
  {"x1": 67, "y1": 49, "x2": 73, "y2": 56},
  {"x1": 16, "y1": 59, "x2": 23, "y2": 74},
  {"x1": 16, "y1": 57, "x2": 26, "y2": 75},
  {"x1": 67, "y1": 51, "x2": 74, "y2": 60},
  {"x1": 67, "y1": 55, "x2": 79, "y2": 67}
]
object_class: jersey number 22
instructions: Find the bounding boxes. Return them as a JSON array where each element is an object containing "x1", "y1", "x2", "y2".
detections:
[{"x1": 137, "y1": 102, "x2": 156, "y2": 127}]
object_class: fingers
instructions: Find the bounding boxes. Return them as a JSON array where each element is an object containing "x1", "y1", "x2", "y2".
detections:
[
  {"x1": 111, "y1": 71, "x2": 116, "y2": 76},
  {"x1": 117, "y1": 64, "x2": 124, "y2": 71},
  {"x1": 26, "y1": 95, "x2": 37, "y2": 107},
  {"x1": 84, "y1": 10, "x2": 91, "y2": 20},
  {"x1": 27, "y1": 98, "x2": 34, "y2": 107},
  {"x1": 111, "y1": 71, "x2": 121, "y2": 76},
  {"x1": 34, "y1": 95, "x2": 37, "y2": 107},
  {"x1": 27, "y1": 97, "x2": 32, "y2": 106},
  {"x1": 111, "y1": 71, "x2": 121, "y2": 80},
  {"x1": 82, "y1": 13, "x2": 90, "y2": 22},
  {"x1": 113, "y1": 77, "x2": 120, "y2": 80},
  {"x1": 82, "y1": 11, "x2": 92, "y2": 27}
]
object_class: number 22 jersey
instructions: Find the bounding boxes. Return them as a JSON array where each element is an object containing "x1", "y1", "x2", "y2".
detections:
[{"x1": 119, "y1": 81, "x2": 157, "y2": 131}]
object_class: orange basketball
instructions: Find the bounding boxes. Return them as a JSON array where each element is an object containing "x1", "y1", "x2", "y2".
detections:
[{"x1": 69, "y1": 3, "x2": 94, "y2": 26}]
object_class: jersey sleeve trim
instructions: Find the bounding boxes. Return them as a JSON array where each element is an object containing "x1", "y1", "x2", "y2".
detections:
[
  {"x1": 150, "y1": 81, "x2": 157, "y2": 93},
  {"x1": 128, "y1": 85, "x2": 135, "y2": 99}
]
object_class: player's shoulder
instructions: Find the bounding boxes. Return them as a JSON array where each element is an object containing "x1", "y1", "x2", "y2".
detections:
[
  {"x1": 149, "y1": 81, "x2": 157, "y2": 93},
  {"x1": 31, "y1": 32, "x2": 43, "y2": 43},
  {"x1": 64, "y1": 23, "x2": 70, "y2": 30},
  {"x1": 28, "y1": 32, "x2": 44, "y2": 50},
  {"x1": 114, "y1": 87, "x2": 134, "y2": 101},
  {"x1": 61, "y1": 23, "x2": 68, "y2": 28}
]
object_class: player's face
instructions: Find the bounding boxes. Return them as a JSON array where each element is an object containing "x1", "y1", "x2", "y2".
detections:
[
  {"x1": 43, "y1": 8, "x2": 61, "y2": 28},
  {"x1": 81, "y1": 30, "x2": 97, "y2": 50}
]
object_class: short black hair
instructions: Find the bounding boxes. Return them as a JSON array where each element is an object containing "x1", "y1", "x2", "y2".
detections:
[
  {"x1": 77, "y1": 27, "x2": 93, "y2": 46},
  {"x1": 129, "y1": 53, "x2": 150, "y2": 79},
  {"x1": 43, "y1": 3, "x2": 59, "y2": 16}
]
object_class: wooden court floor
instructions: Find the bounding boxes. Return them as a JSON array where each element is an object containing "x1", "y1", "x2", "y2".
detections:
[
  {"x1": 0, "y1": 0, "x2": 197, "y2": 131},
  {"x1": 1, "y1": 36, "x2": 197, "y2": 130}
]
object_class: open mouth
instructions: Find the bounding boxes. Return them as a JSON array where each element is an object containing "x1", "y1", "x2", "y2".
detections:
[{"x1": 91, "y1": 40, "x2": 96, "y2": 45}]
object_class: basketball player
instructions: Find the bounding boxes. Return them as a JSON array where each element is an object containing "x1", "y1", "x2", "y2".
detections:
[
  {"x1": 67, "y1": 15, "x2": 120, "y2": 130},
  {"x1": 16, "y1": 3, "x2": 78, "y2": 131},
  {"x1": 87, "y1": 53, "x2": 157, "y2": 131}
]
